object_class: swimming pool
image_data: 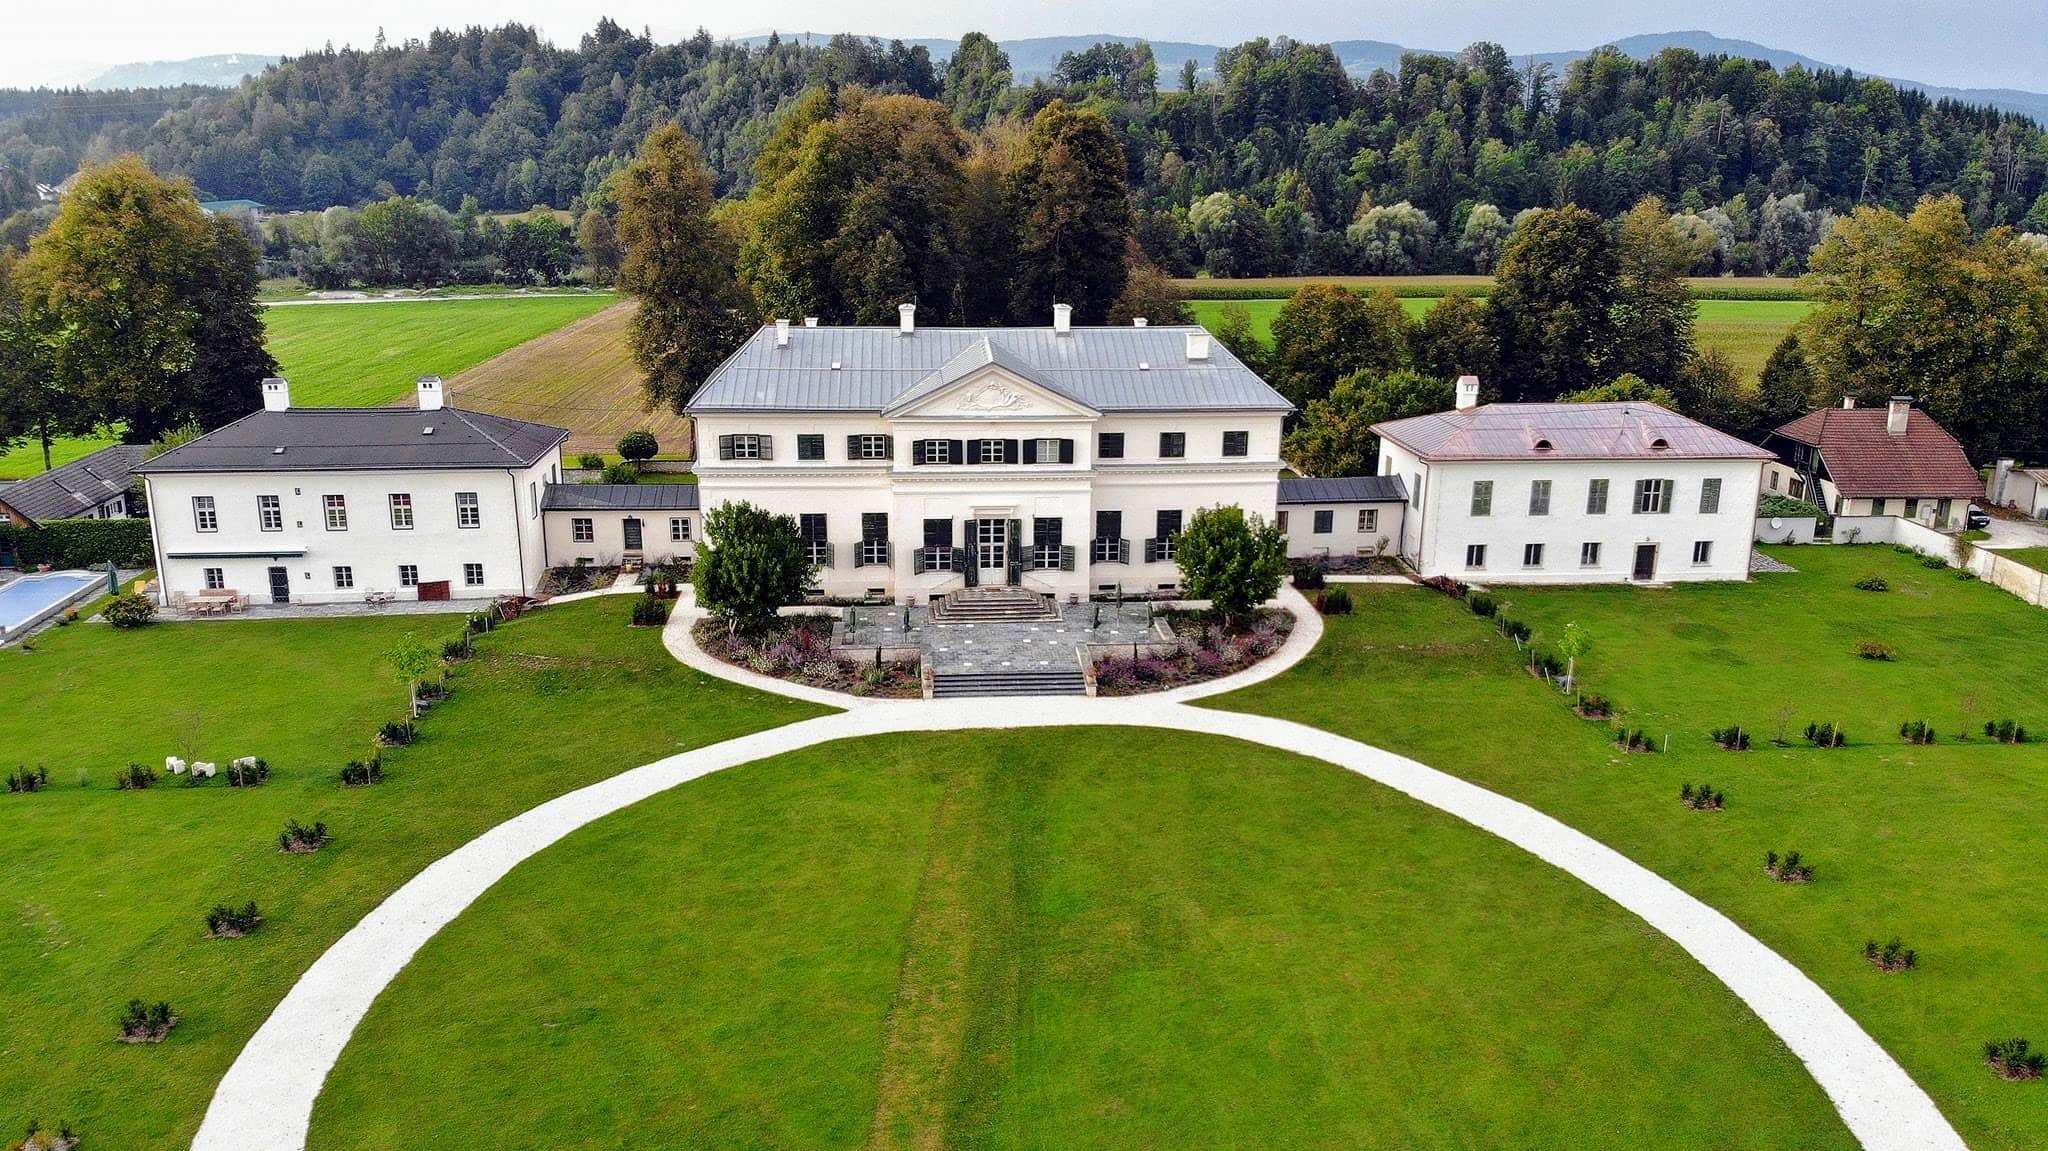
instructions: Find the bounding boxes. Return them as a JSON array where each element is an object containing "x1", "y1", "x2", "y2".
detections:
[{"x1": 0, "y1": 570, "x2": 106, "y2": 638}]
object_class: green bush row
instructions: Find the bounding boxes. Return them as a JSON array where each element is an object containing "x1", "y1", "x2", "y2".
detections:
[
  {"x1": 0, "y1": 518, "x2": 154, "y2": 570},
  {"x1": 1180, "y1": 282, "x2": 1812, "y2": 302}
]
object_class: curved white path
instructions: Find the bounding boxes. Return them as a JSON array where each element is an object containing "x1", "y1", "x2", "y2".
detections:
[{"x1": 193, "y1": 590, "x2": 1965, "y2": 1151}]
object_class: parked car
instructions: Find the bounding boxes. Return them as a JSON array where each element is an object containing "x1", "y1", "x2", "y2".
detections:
[{"x1": 1966, "y1": 503, "x2": 1991, "y2": 530}]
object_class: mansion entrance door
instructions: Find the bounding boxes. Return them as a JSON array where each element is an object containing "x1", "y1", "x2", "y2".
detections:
[{"x1": 974, "y1": 518, "x2": 1009, "y2": 585}]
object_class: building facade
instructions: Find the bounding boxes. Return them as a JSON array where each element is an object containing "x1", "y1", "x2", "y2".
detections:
[
  {"x1": 135, "y1": 377, "x2": 566, "y2": 605},
  {"x1": 1763, "y1": 397, "x2": 1981, "y2": 529},
  {"x1": 1276, "y1": 476, "x2": 1407, "y2": 561},
  {"x1": 1374, "y1": 379, "x2": 1771, "y2": 584},
  {"x1": 687, "y1": 308, "x2": 1291, "y2": 601}
]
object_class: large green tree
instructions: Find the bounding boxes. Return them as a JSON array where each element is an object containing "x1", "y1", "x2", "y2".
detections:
[
  {"x1": 693, "y1": 502, "x2": 814, "y2": 636},
  {"x1": 942, "y1": 32, "x2": 1012, "y2": 128},
  {"x1": 1283, "y1": 369, "x2": 1454, "y2": 477},
  {"x1": 0, "y1": 251, "x2": 75, "y2": 469},
  {"x1": 1266, "y1": 284, "x2": 1410, "y2": 408},
  {"x1": 1172, "y1": 505, "x2": 1288, "y2": 622},
  {"x1": 1800, "y1": 195, "x2": 2048, "y2": 461},
  {"x1": 1485, "y1": 205, "x2": 1620, "y2": 401},
  {"x1": 1406, "y1": 291, "x2": 1496, "y2": 383},
  {"x1": 1609, "y1": 196, "x2": 1699, "y2": 392},
  {"x1": 616, "y1": 125, "x2": 761, "y2": 412},
  {"x1": 1005, "y1": 100, "x2": 1131, "y2": 325}
]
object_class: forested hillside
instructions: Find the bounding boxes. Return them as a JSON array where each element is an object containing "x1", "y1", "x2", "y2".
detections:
[{"x1": 4, "y1": 22, "x2": 2047, "y2": 277}]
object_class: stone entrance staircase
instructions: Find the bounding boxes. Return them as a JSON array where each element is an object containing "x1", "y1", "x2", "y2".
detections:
[
  {"x1": 931, "y1": 667, "x2": 1087, "y2": 698},
  {"x1": 929, "y1": 585, "x2": 1060, "y2": 624}
]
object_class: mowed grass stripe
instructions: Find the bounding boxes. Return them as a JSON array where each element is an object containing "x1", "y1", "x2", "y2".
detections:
[
  {"x1": 445, "y1": 301, "x2": 692, "y2": 457},
  {"x1": 263, "y1": 295, "x2": 616, "y2": 408}
]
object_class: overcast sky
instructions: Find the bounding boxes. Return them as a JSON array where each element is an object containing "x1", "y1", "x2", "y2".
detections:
[{"x1": 7, "y1": 0, "x2": 2045, "y2": 92}]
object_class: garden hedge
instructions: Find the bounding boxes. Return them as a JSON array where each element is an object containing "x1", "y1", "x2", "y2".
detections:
[
  {"x1": 0, "y1": 517, "x2": 154, "y2": 569},
  {"x1": 1179, "y1": 282, "x2": 1812, "y2": 302}
]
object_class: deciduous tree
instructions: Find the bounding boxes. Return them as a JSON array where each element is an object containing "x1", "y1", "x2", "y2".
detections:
[
  {"x1": 1006, "y1": 100, "x2": 1131, "y2": 324},
  {"x1": 1283, "y1": 369, "x2": 1453, "y2": 477},
  {"x1": 1485, "y1": 205, "x2": 1620, "y2": 401},
  {"x1": 1610, "y1": 196, "x2": 1698, "y2": 393},
  {"x1": 693, "y1": 501, "x2": 813, "y2": 636},
  {"x1": 1172, "y1": 505, "x2": 1288, "y2": 623},
  {"x1": 1267, "y1": 284, "x2": 1410, "y2": 408}
]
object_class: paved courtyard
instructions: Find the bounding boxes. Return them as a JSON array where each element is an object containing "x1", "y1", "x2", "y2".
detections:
[{"x1": 838, "y1": 600, "x2": 1168, "y2": 674}]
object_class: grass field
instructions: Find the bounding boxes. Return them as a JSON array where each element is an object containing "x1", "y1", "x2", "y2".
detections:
[
  {"x1": 309, "y1": 728, "x2": 1853, "y2": 1150},
  {"x1": 264, "y1": 296, "x2": 616, "y2": 408},
  {"x1": 1188, "y1": 297, "x2": 1812, "y2": 385},
  {"x1": 0, "y1": 434, "x2": 118, "y2": 481},
  {"x1": 444, "y1": 301, "x2": 688, "y2": 457},
  {"x1": 1174, "y1": 275, "x2": 1807, "y2": 300},
  {"x1": 0, "y1": 599, "x2": 824, "y2": 1148},
  {"x1": 1211, "y1": 545, "x2": 2048, "y2": 1150}
]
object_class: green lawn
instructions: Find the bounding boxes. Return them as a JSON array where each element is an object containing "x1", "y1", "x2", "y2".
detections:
[
  {"x1": 1188, "y1": 297, "x2": 1812, "y2": 385},
  {"x1": 1210, "y1": 545, "x2": 2048, "y2": 1151},
  {"x1": 0, "y1": 433, "x2": 118, "y2": 480},
  {"x1": 310, "y1": 729, "x2": 1854, "y2": 1151},
  {"x1": 0, "y1": 599, "x2": 824, "y2": 1148},
  {"x1": 264, "y1": 296, "x2": 616, "y2": 407}
]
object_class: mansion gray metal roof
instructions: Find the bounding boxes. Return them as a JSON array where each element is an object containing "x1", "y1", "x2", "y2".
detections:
[
  {"x1": 689, "y1": 325, "x2": 1293, "y2": 414},
  {"x1": 1277, "y1": 476, "x2": 1409, "y2": 504},
  {"x1": 0, "y1": 444, "x2": 146, "y2": 524},
  {"x1": 541, "y1": 483, "x2": 700, "y2": 511},
  {"x1": 1373, "y1": 402, "x2": 1773, "y2": 463},
  {"x1": 134, "y1": 408, "x2": 570, "y2": 474}
]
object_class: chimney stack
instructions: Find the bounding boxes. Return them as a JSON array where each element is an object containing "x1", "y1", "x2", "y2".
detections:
[
  {"x1": 1052, "y1": 302, "x2": 1073, "y2": 335},
  {"x1": 417, "y1": 376, "x2": 445, "y2": 412},
  {"x1": 1455, "y1": 375, "x2": 1481, "y2": 410},
  {"x1": 1887, "y1": 395, "x2": 1911, "y2": 436},
  {"x1": 1842, "y1": 395, "x2": 1857, "y2": 409},
  {"x1": 1184, "y1": 330, "x2": 1211, "y2": 361},
  {"x1": 898, "y1": 302, "x2": 916, "y2": 335},
  {"x1": 775, "y1": 318, "x2": 791, "y2": 347},
  {"x1": 260, "y1": 377, "x2": 291, "y2": 412},
  {"x1": 803, "y1": 316, "x2": 819, "y2": 328},
  {"x1": 1132, "y1": 317, "x2": 1148, "y2": 327}
]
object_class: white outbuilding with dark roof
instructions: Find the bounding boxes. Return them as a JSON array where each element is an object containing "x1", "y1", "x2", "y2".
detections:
[
  {"x1": 135, "y1": 377, "x2": 569, "y2": 607},
  {"x1": 688, "y1": 306, "x2": 1293, "y2": 601},
  {"x1": 1276, "y1": 476, "x2": 1408, "y2": 561},
  {"x1": 1372, "y1": 377, "x2": 1772, "y2": 584}
]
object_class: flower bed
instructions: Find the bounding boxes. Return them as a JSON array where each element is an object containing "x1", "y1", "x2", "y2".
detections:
[
  {"x1": 693, "y1": 617, "x2": 922, "y2": 698},
  {"x1": 1091, "y1": 609, "x2": 1293, "y2": 696}
]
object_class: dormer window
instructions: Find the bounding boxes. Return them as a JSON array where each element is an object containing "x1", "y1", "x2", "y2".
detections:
[
  {"x1": 1650, "y1": 437, "x2": 1670, "y2": 450},
  {"x1": 1533, "y1": 438, "x2": 1553, "y2": 452}
]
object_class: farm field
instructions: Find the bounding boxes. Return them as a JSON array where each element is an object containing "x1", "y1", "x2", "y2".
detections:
[
  {"x1": 1211, "y1": 545, "x2": 2048, "y2": 1151},
  {"x1": 1188, "y1": 296, "x2": 1813, "y2": 385},
  {"x1": 1174, "y1": 274, "x2": 1805, "y2": 299},
  {"x1": 310, "y1": 727, "x2": 1852, "y2": 1151},
  {"x1": 263, "y1": 295, "x2": 616, "y2": 408},
  {"x1": 0, "y1": 599, "x2": 824, "y2": 1148},
  {"x1": 0, "y1": 433, "x2": 118, "y2": 481},
  {"x1": 443, "y1": 300, "x2": 688, "y2": 457}
]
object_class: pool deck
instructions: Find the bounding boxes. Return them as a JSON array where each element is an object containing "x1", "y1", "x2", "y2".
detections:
[{"x1": 0, "y1": 569, "x2": 123, "y2": 646}]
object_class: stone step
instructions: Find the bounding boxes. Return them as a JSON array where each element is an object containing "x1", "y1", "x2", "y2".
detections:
[
  {"x1": 931, "y1": 670, "x2": 1086, "y2": 698},
  {"x1": 931, "y1": 586, "x2": 1061, "y2": 624}
]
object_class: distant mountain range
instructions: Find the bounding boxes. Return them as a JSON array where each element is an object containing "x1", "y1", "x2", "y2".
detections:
[{"x1": 64, "y1": 30, "x2": 2048, "y2": 122}]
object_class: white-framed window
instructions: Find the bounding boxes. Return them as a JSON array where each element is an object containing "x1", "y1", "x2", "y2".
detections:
[
  {"x1": 976, "y1": 439, "x2": 1007, "y2": 464},
  {"x1": 1277, "y1": 510, "x2": 1290, "y2": 533},
  {"x1": 1700, "y1": 477, "x2": 1723, "y2": 514},
  {"x1": 323, "y1": 494, "x2": 348, "y2": 531},
  {"x1": 1465, "y1": 543, "x2": 1487, "y2": 569},
  {"x1": 571, "y1": 517, "x2": 594, "y2": 542},
  {"x1": 203, "y1": 567, "x2": 225, "y2": 590},
  {"x1": 1159, "y1": 432, "x2": 1186, "y2": 458},
  {"x1": 1634, "y1": 478, "x2": 1673, "y2": 514},
  {"x1": 529, "y1": 481, "x2": 539, "y2": 518},
  {"x1": 723, "y1": 434, "x2": 766, "y2": 460},
  {"x1": 1359, "y1": 508, "x2": 1377, "y2": 532},
  {"x1": 257, "y1": 494, "x2": 283, "y2": 532},
  {"x1": 192, "y1": 495, "x2": 218, "y2": 532},
  {"x1": 463, "y1": 562, "x2": 484, "y2": 587},
  {"x1": 1221, "y1": 430, "x2": 1250, "y2": 457},
  {"x1": 389, "y1": 493, "x2": 414, "y2": 530},
  {"x1": 1529, "y1": 479, "x2": 1552, "y2": 515},
  {"x1": 1523, "y1": 542, "x2": 1544, "y2": 567},
  {"x1": 1313, "y1": 509, "x2": 1334, "y2": 534},
  {"x1": 333, "y1": 565, "x2": 355, "y2": 590},
  {"x1": 856, "y1": 434, "x2": 891, "y2": 460},
  {"x1": 1587, "y1": 478, "x2": 1610, "y2": 515},
  {"x1": 398, "y1": 564, "x2": 419, "y2": 587},
  {"x1": 1470, "y1": 480, "x2": 1493, "y2": 516},
  {"x1": 670, "y1": 517, "x2": 691, "y2": 542},
  {"x1": 1034, "y1": 437, "x2": 1062, "y2": 463},
  {"x1": 1692, "y1": 540, "x2": 1713, "y2": 564},
  {"x1": 456, "y1": 491, "x2": 481, "y2": 528},
  {"x1": 921, "y1": 439, "x2": 952, "y2": 464},
  {"x1": 1580, "y1": 542, "x2": 1601, "y2": 567}
]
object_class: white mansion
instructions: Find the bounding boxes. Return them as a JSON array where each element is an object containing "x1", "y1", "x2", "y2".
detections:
[{"x1": 686, "y1": 305, "x2": 1295, "y2": 601}]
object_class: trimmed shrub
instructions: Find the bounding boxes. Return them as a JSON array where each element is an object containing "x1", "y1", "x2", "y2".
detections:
[
  {"x1": 278, "y1": 819, "x2": 330, "y2": 854},
  {"x1": 0, "y1": 517, "x2": 153, "y2": 569},
  {"x1": 1803, "y1": 721, "x2": 1846, "y2": 748},
  {"x1": 117, "y1": 998, "x2": 177, "y2": 1043},
  {"x1": 1497, "y1": 618, "x2": 1531, "y2": 643},
  {"x1": 630, "y1": 592, "x2": 670, "y2": 627},
  {"x1": 1865, "y1": 937, "x2": 1918, "y2": 973},
  {"x1": 1758, "y1": 492, "x2": 1824, "y2": 519},
  {"x1": 1575, "y1": 693, "x2": 1612, "y2": 719},
  {"x1": 1680, "y1": 782, "x2": 1725, "y2": 810},
  {"x1": 1919, "y1": 555, "x2": 1949, "y2": 569},
  {"x1": 616, "y1": 430, "x2": 660, "y2": 462},
  {"x1": 7, "y1": 765, "x2": 49, "y2": 793},
  {"x1": 1529, "y1": 650, "x2": 1563, "y2": 678},
  {"x1": 116, "y1": 763, "x2": 158, "y2": 790},
  {"x1": 1710, "y1": 725, "x2": 1751, "y2": 750},
  {"x1": 600, "y1": 462, "x2": 640, "y2": 484},
  {"x1": 225, "y1": 758, "x2": 268, "y2": 787},
  {"x1": 10, "y1": 1118, "x2": 78, "y2": 1150},
  {"x1": 575, "y1": 452, "x2": 606, "y2": 470},
  {"x1": 1764, "y1": 850, "x2": 1815, "y2": 882},
  {"x1": 1855, "y1": 640, "x2": 1896, "y2": 661},
  {"x1": 1853, "y1": 573, "x2": 1890, "y2": 592},
  {"x1": 1985, "y1": 720, "x2": 2029, "y2": 744},
  {"x1": 1290, "y1": 564, "x2": 1325, "y2": 590},
  {"x1": 1467, "y1": 592, "x2": 1498, "y2": 617},
  {"x1": 205, "y1": 901, "x2": 262, "y2": 938},
  {"x1": 1985, "y1": 1038, "x2": 2047, "y2": 1081},
  {"x1": 1316, "y1": 587, "x2": 1353, "y2": 615},
  {"x1": 101, "y1": 594, "x2": 157, "y2": 629},
  {"x1": 340, "y1": 755, "x2": 384, "y2": 787},
  {"x1": 1899, "y1": 720, "x2": 1936, "y2": 745},
  {"x1": 377, "y1": 720, "x2": 415, "y2": 747},
  {"x1": 1614, "y1": 726, "x2": 1657, "y2": 753}
]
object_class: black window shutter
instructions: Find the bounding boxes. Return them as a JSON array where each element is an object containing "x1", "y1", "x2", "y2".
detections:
[
  {"x1": 911, "y1": 439, "x2": 928, "y2": 465},
  {"x1": 717, "y1": 434, "x2": 734, "y2": 461},
  {"x1": 1003, "y1": 439, "x2": 1020, "y2": 465},
  {"x1": 757, "y1": 435, "x2": 773, "y2": 461},
  {"x1": 862, "y1": 512, "x2": 888, "y2": 541},
  {"x1": 882, "y1": 435, "x2": 894, "y2": 459},
  {"x1": 1060, "y1": 439, "x2": 1075, "y2": 464},
  {"x1": 847, "y1": 434, "x2": 861, "y2": 460},
  {"x1": 1060, "y1": 545, "x2": 1076, "y2": 571},
  {"x1": 1022, "y1": 439, "x2": 1038, "y2": 464},
  {"x1": 913, "y1": 547, "x2": 928, "y2": 575},
  {"x1": 951, "y1": 439, "x2": 967, "y2": 465},
  {"x1": 1096, "y1": 510, "x2": 1120, "y2": 539}
]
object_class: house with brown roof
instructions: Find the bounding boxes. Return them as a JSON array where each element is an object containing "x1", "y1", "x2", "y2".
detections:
[
  {"x1": 1763, "y1": 397, "x2": 1981, "y2": 529},
  {"x1": 1371, "y1": 376, "x2": 1772, "y2": 584}
]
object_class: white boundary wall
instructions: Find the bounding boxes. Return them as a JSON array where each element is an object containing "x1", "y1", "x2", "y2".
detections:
[{"x1": 1830, "y1": 515, "x2": 2048, "y2": 608}]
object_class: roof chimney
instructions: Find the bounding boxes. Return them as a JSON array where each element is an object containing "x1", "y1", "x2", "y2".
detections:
[
  {"x1": 775, "y1": 318, "x2": 791, "y2": 347},
  {"x1": 1887, "y1": 395, "x2": 1911, "y2": 436},
  {"x1": 1184, "y1": 330, "x2": 1211, "y2": 361},
  {"x1": 1132, "y1": 317, "x2": 1148, "y2": 327},
  {"x1": 1455, "y1": 375, "x2": 1481, "y2": 410},
  {"x1": 1052, "y1": 302, "x2": 1073, "y2": 335},
  {"x1": 803, "y1": 316, "x2": 819, "y2": 328},
  {"x1": 417, "y1": 375, "x2": 445, "y2": 412},
  {"x1": 261, "y1": 376, "x2": 291, "y2": 412},
  {"x1": 1842, "y1": 395, "x2": 1857, "y2": 409},
  {"x1": 898, "y1": 302, "x2": 916, "y2": 335}
]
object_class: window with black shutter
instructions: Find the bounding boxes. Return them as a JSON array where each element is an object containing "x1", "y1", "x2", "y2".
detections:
[
  {"x1": 1222, "y1": 430, "x2": 1249, "y2": 457},
  {"x1": 1031, "y1": 517, "x2": 1063, "y2": 569},
  {"x1": 857, "y1": 512, "x2": 889, "y2": 567},
  {"x1": 1098, "y1": 432, "x2": 1124, "y2": 459},
  {"x1": 797, "y1": 434, "x2": 825, "y2": 461},
  {"x1": 1150, "y1": 509, "x2": 1183, "y2": 562},
  {"x1": 1095, "y1": 509, "x2": 1128, "y2": 563},
  {"x1": 919, "y1": 518, "x2": 955, "y2": 571},
  {"x1": 799, "y1": 513, "x2": 830, "y2": 567},
  {"x1": 1159, "y1": 432, "x2": 1186, "y2": 458}
]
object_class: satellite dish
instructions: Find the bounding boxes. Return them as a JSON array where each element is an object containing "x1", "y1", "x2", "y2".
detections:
[{"x1": 1770, "y1": 517, "x2": 1784, "y2": 529}]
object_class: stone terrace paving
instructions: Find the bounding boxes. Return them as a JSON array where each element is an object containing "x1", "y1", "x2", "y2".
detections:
[{"x1": 837, "y1": 600, "x2": 1168, "y2": 674}]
